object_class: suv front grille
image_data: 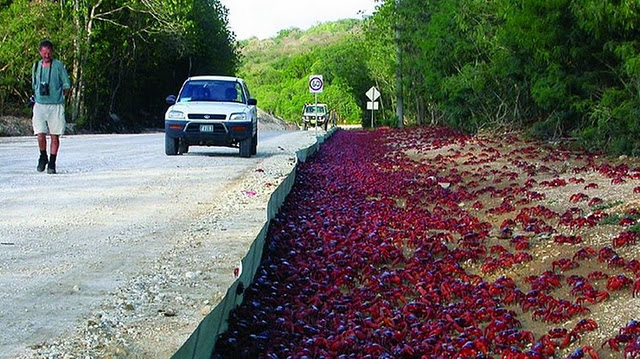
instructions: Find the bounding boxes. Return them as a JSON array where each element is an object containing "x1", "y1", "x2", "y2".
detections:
[{"x1": 188, "y1": 114, "x2": 227, "y2": 120}]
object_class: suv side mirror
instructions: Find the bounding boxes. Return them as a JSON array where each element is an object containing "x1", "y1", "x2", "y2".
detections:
[
  {"x1": 166, "y1": 95, "x2": 177, "y2": 105},
  {"x1": 248, "y1": 98, "x2": 257, "y2": 106}
]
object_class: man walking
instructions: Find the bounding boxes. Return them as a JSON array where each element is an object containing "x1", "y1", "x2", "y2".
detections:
[{"x1": 31, "y1": 39, "x2": 71, "y2": 174}]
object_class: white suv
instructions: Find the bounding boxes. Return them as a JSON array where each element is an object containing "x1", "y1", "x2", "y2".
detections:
[
  {"x1": 302, "y1": 103, "x2": 328, "y2": 130},
  {"x1": 164, "y1": 76, "x2": 258, "y2": 157}
]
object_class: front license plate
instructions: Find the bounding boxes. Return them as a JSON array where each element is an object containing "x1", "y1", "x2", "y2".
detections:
[{"x1": 200, "y1": 125, "x2": 214, "y2": 132}]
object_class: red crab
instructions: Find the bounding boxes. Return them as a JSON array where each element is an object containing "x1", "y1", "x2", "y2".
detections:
[
  {"x1": 526, "y1": 191, "x2": 545, "y2": 200},
  {"x1": 619, "y1": 217, "x2": 637, "y2": 226},
  {"x1": 484, "y1": 317, "x2": 522, "y2": 341},
  {"x1": 540, "y1": 178, "x2": 568, "y2": 187},
  {"x1": 547, "y1": 328, "x2": 568, "y2": 339},
  {"x1": 565, "y1": 346, "x2": 600, "y2": 359},
  {"x1": 560, "y1": 319, "x2": 598, "y2": 349},
  {"x1": 490, "y1": 245, "x2": 509, "y2": 254},
  {"x1": 569, "y1": 177, "x2": 586, "y2": 184},
  {"x1": 608, "y1": 255, "x2": 627, "y2": 269},
  {"x1": 606, "y1": 274, "x2": 633, "y2": 291},
  {"x1": 532, "y1": 299, "x2": 589, "y2": 324},
  {"x1": 510, "y1": 235, "x2": 530, "y2": 250},
  {"x1": 515, "y1": 252, "x2": 533, "y2": 263},
  {"x1": 597, "y1": 246, "x2": 618, "y2": 262},
  {"x1": 587, "y1": 197, "x2": 603, "y2": 207},
  {"x1": 584, "y1": 183, "x2": 599, "y2": 190},
  {"x1": 493, "y1": 329, "x2": 535, "y2": 350},
  {"x1": 569, "y1": 192, "x2": 589, "y2": 203},
  {"x1": 603, "y1": 333, "x2": 634, "y2": 351},
  {"x1": 625, "y1": 259, "x2": 640, "y2": 275},
  {"x1": 633, "y1": 277, "x2": 640, "y2": 298},
  {"x1": 552, "y1": 258, "x2": 580, "y2": 272},
  {"x1": 612, "y1": 231, "x2": 638, "y2": 248},
  {"x1": 576, "y1": 289, "x2": 609, "y2": 305},
  {"x1": 573, "y1": 247, "x2": 597, "y2": 261},
  {"x1": 570, "y1": 283, "x2": 595, "y2": 298},
  {"x1": 620, "y1": 320, "x2": 640, "y2": 336},
  {"x1": 587, "y1": 271, "x2": 609, "y2": 281},
  {"x1": 611, "y1": 177, "x2": 627, "y2": 184},
  {"x1": 560, "y1": 330, "x2": 582, "y2": 349},
  {"x1": 573, "y1": 318, "x2": 599, "y2": 333},
  {"x1": 525, "y1": 271, "x2": 564, "y2": 292},
  {"x1": 457, "y1": 340, "x2": 488, "y2": 357},
  {"x1": 531, "y1": 334, "x2": 558, "y2": 357},
  {"x1": 623, "y1": 337, "x2": 640, "y2": 359}
]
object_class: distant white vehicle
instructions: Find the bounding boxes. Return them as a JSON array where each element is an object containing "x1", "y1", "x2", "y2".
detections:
[
  {"x1": 302, "y1": 103, "x2": 328, "y2": 130},
  {"x1": 164, "y1": 75, "x2": 258, "y2": 157}
]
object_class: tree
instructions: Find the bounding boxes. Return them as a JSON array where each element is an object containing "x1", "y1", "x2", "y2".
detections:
[
  {"x1": 367, "y1": 0, "x2": 639, "y2": 154},
  {"x1": 0, "y1": 0, "x2": 238, "y2": 131}
]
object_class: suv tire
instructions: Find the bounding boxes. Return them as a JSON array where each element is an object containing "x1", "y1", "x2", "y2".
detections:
[
  {"x1": 165, "y1": 135, "x2": 179, "y2": 156},
  {"x1": 251, "y1": 133, "x2": 257, "y2": 155},
  {"x1": 239, "y1": 136, "x2": 252, "y2": 158},
  {"x1": 179, "y1": 143, "x2": 189, "y2": 154}
]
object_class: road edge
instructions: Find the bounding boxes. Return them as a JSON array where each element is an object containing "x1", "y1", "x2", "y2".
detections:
[{"x1": 172, "y1": 127, "x2": 338, "y2": 359}]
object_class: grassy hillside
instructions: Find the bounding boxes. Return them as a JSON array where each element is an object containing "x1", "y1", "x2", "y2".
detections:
[{"x1": 238, "y1": 19, "x2": 370, "y2": 125}]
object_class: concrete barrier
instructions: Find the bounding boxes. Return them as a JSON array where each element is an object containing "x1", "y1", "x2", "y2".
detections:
[{"x1": 172, "y1": 128, "x2": 337, "y2": 359}]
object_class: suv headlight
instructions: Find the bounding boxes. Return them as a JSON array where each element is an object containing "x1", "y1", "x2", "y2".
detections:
[
  {"x1": 229, "y1": 113, "x2": 247, "y2": 121},
  {"x1": 167, "y1": 110, "x2": 185, "y2": 119}
]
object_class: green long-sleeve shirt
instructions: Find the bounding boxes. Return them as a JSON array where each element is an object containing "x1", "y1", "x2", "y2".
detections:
[{"x1": 31, "y1": 59, "x2": 71, "y2": 105}]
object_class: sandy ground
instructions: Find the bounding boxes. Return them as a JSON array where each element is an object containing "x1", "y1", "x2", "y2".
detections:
[
  {"x1": 0, "y1": 124, "x2": 319, "y2": 358},
  {"x1": 407, "y1": 134, "x2": 640, "y2": 358}
]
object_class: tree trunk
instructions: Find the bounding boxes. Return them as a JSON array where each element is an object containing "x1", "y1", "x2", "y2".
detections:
[
  {"x1": 416, "y1": 96, "x2": 424, "y2": 126},
  {"x1": 71, "y1": 0, "x2": 82, "y2": 124},
  {"x1": 395, "y1": 0, "x2": 403, "y2": 129},
  {"x1": 70, "y1": 0, "x2": 102, "y2": 125}
]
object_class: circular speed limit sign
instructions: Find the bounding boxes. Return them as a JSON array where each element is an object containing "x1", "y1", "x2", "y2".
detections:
[{"x1": 309, "y1": 75, "x2": 324, "y2": 93}]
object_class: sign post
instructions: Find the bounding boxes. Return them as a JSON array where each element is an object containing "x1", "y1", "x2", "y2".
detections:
[
  {"x1": 365, "y1": 86, "x2": 380, "y2": 128},
  {"x1": 309, "y1": 75, "x2": 324, "y2": 135}
]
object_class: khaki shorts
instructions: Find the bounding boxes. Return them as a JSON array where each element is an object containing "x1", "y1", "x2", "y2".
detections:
[{"x1": 32, "y1": 103, "x2": 66, "y2": 135}]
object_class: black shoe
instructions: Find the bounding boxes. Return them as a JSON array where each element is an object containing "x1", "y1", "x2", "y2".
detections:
[
  {"x1": 37, "y1": 157, "x2": 48, "y2": 172},
  {"x1": 47, "y1": 162, "x2": 56, "y2": 174}
]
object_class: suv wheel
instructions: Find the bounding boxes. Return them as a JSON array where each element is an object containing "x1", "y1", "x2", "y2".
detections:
[
  {"x1": 239, "y1": 136, "x2": 252, "y2": 158},
  {"x1": 179, "y1": 143, "x2": 189, "y2": 154},
  {"x1": 251, "y1": 133, "x2": 257, "y2": 155},
  {"x1": 165, "y1": 135, "x2": 179, "y2": 156}
]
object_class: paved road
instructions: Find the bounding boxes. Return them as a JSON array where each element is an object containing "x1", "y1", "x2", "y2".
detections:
[{"x1": 0, "y1": 130, "x2": 316, "y2": 358}]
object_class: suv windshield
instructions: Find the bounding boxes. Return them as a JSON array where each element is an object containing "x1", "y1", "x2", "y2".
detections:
[
  {"x1": 178, "y1": 80, "x2": 244, "y2": 103},
  {"x1": 304, "y1": 105, "x2": 326, "y2": 114}
]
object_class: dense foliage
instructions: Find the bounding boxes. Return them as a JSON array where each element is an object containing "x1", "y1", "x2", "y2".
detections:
[
  {"x1": 2, "y1": 1, "x2": 637, "y2": 154},
  {"x1": 368, "y1": 0, "x2": 640, "y2": 155},
  {"x1": 0, "y1": 0, "x2": 238, "y2": 131}
]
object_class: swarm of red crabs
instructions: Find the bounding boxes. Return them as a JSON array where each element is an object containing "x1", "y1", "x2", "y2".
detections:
[{"x1": 214, "y1": 128, "x2": 640, "y2": 359}]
